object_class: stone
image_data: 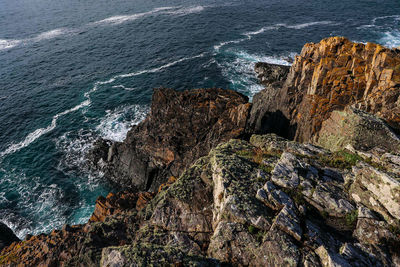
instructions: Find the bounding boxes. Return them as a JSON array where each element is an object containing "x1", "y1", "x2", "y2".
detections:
[
  {"x1": 316, "y1": 106, "x2": 400, "y2": 153},
  {"x1": 271, "y1": 152, "x2": 301, "y2": 188},
  {"x1": 271, "y1": 205, "x2": 302, "y2": 241},
  {"x1": 350, "y1": 162, "x2": 400, "y2": 221}
]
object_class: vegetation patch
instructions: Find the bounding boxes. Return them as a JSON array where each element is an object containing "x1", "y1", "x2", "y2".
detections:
[
  {"x1": 282, "y1": 186, "x2": 306, "y2": 206},
  {"x1": 345, "y1": 209, "x2": 358, "y2": 227},
  {"x1": 319, "y1": 150, "x2": 362, "y2": 169}
]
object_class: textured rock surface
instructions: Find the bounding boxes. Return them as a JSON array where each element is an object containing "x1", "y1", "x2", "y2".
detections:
[
  {"x1": 89, "y1": 87, "x2": 251, "y2": 191},
  {"x1": 253, "y1": 37, "x2": 400, "y2": 143},
  {"x1": 316, "y1": 106, "x2": 400, "y2": 152},
  {"x1": 1, "y1": 134, "x2": 400, "y2": 266}
]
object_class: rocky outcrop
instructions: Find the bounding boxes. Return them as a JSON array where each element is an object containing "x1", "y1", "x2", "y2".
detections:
[
  {"x1": 316, "y1": 106, "x2": 400, "y2": 153},
  {"x1": 0, "y1": 222, "x2": 19, "y2": 251},
  {"x1": 89, "y1": 87, "x2": 251, "y2": 191},
  {"x1": 253, "y1": 37, "x2": 400, "y2": 144},
  {"x1": 2, "y1": 134, "x2": 400, "y2": 266}
]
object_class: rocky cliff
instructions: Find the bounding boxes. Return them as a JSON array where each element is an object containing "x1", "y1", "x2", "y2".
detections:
[
  {"x1": 89, "y1": 87, "x2": 250, "y2": 192},
  {"x1": 1, "y1": 37, "x2": 400, "y2": 266},
  {"x1": 251, "y1": 37, "x2": 400, "y2": 144}
]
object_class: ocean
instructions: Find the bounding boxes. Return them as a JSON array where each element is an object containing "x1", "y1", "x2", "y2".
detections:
[{"x1": 0, "y1": 0, "x2": 399, "y2": 239}]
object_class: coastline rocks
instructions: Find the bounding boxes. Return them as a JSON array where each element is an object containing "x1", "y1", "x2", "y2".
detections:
[
  {"x1": 89, "y1": 87, "x2": 251, "y2": 192},
  {"x1": 1, "y1": 134, "x2": 400, "y2": 266},
  {"x1": 0, "y1": 222, "x2": 19, "y2": 251},
  {"x1": 89, "y1": 191, "x2": 155, "y2": 223},
  {"x1": 253, "y1": 37, "x2": 400, "y2": 144}
]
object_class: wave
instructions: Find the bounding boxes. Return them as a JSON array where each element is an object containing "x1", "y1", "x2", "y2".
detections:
[
  {"x1": 96, "y1": 104, "x2": 150, "y2": 142},
  {"x1": 117, "y1": 53, "x2": 206, "y2": 78},
  {"x1": 0, "y1": 5, "x2": 207, "y2": 51},
  {"x1": 215, "y1": 49, "x2": 295, "y2": 99},
  {"x1": 214, "y1": 21, "x2": 338, "y2": 51},
  {"x1": 0, "y1": 53, "x2": 205, "y2": 158},
  {"x1": 379, "y1": 30, "x2": 400, "y2": 48},
  {"x1": 89, "y1": 6, "x2": 176, "y2": 26},
  {"x1": 0, "y1": 39, "x2": 22, "y2": 50},
  {"x1": 112, "y1": 85, "x2": 137, "y2": 91}
]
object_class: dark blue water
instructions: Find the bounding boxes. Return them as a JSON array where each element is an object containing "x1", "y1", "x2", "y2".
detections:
[{"x1": 1, "y1": 0, "x2": 399, "y2": 238}]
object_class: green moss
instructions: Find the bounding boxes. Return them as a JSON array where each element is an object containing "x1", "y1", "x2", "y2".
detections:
[
  {"x1": 259, "y1": 164, "x2": 273, "y2": 174},
  {"x1": 236, "y1": 150, "x2": 254, "y2": 158},
  {"x1": 281, "y1": 186, "x2": 306, "y2": 206},
  {"x1": 248, "y1": 225, "x2": 257, "y2": 234},
  {"x1": 321, "y1": 210, "x2": 329, "y2": 219},
  {"x1": 319, "y1": 150, "x2": 362, "y2": 169},
  {"x1": 389, "y1": 222, "x2": 400, "y2": 236},
  {"x1": 345, "y1": 209, "x2": 358, "y2": 227}
]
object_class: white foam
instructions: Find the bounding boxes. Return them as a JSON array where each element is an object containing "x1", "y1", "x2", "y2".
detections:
[
  {"x1": 0, "y1": 100, "x2": 90, "y2": 158},
  {"x1": 0, "y1": 39, "x2": 22, "y2": 50},
  {"x1": 286, "y1": 21, "x2": 335, "y2": 29},
  {"x1": 215, "y1": 50, "x2": 295, "y2": 99},
  {"x1": 89, "y1": 7, "x2": 175, "y2": 26},
  {"x1": 33, "y1": 28, "x2": 69, "y2": 41},
  {"x1": 112, "y1": 85, "x2": 137, "y2": 91},
  {"x1": 379, "y1": 30, "x2": 400, "y2": 48},
  {"x1": 0, "y1": 5, "x2": 207, "y2": 51},
  {"x1": 96, "y1": 104, "x2": 150, "y2": 142},
  {"x1": 214, "y1": 38, "x2": 248, "y2": 51},
  {"x1": 214, "y1": 21, "x2": 337, "y2": 52},
  {"x1": 372, "y1": 15, "x2": 400, "y2": 24},
  {"x1": 118, "y1": 52, "x2": 206, "y2": 78},
  {"x1": 163, "y1": 6, "x2": 205, "y2": 16}
]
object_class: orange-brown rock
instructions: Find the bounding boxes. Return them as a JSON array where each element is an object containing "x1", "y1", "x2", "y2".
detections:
[
  {"x1": 89, "y1": 191, "x2": 155, "y2": 223},
  {"x1": 252, "y1": 37, "x2": 400, "y2": 143}
]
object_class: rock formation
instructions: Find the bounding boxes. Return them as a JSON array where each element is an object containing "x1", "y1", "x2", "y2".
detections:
[
  {"x1": 1, "y1": 37, "x2": 400, "y2": 266},
  {"x1": 89, "y1": 87, "x2": 251, "y2": 192},
  {"x1": 252, "y1": 37, "x2": 400, "y2": 143}
]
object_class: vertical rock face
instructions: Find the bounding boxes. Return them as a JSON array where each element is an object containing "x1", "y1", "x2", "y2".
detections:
[
  {"x1": 90, "y1": 87, "x2": 251, "y2": 191},
  {"x1": 253, "y1": 37, "x2": 400, "y2": 143}
]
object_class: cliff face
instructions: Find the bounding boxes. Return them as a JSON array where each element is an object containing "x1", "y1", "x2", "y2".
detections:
[
  {"x1": 252, "y1": 37, "x2": 400, "y2": 143},
  {"x1": 90, "y1": 87, "x2": 251, "y2": 192}
]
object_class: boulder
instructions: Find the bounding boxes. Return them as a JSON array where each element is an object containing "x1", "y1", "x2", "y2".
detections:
[{"x1": 316, "y1": 106, "x2": 400, "y2": 153}]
